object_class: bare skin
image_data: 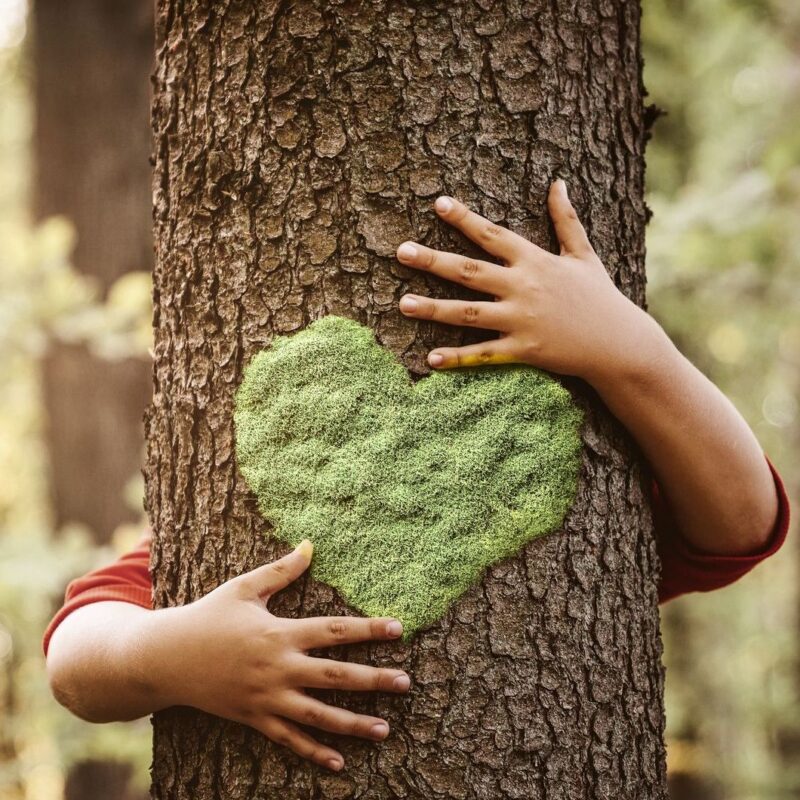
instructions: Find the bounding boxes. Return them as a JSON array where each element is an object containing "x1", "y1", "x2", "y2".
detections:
[
  {"x1": 47, "y1": 541, "x2": 410, "y2": 773},
  {"x1": 47, "y1": 180, "x2": 780, "y2": 775},
  {"x1": 396, "y1": 180, "x2": 778, "y2": 557}
]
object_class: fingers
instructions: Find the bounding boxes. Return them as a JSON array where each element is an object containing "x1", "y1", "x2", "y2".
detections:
[
  {"x1": 290, "y1": 615, "x2": 403, "y2": 650},
  {"x1": 547, "y1": 180, "x2": 595, "y2": 258},
  {"x1": 238, "y1": 540, "x2": 313, "y2": 600},
  {"x1": 282, "y1": 693, "x2": 391, "y2": 742},
  {"x1": 258, "y1": 714, "x2": 344, "y2": 772},
  {"x1": 292, "y1": 656, "x2": 411, "y2": 694},
  {"x1": 396, "y1": 241, "x2": 510, "y2": 297},
  {"x1": 433, "y1": 196, "x2": 538, "y2": 262},
  {"x1": 426, "y1": 338, "x2": 518, "y2": 370},
  {"x1": 398, "y1": 294, "x2": 511, "y2": 332}
]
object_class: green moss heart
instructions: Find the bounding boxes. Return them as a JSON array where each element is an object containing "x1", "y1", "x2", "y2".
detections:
[{"x1": 234, "y1": 316, "x2": 583, "y2": 638}]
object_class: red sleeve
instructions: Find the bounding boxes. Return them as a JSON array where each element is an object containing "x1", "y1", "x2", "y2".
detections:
[
  {"x1": 42, "y1": 532, "x2": 153, "y2": 656},
  {"x1": 655, "y1": 456, "x2": 791, "y2": 603}
]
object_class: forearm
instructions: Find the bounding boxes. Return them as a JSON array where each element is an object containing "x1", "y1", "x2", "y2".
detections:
[
  {"x1": 588, "y1": 304, "x2": 778, "y2": 555},
  {"x1": 46, "y1": 601, "x2": 175, "y2": 723}
]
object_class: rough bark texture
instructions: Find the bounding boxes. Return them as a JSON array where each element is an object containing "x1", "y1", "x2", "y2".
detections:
[
  {"x1": 147, "y1": 2, "x2": 667, "y2": 798},
  {"x1": 33, "y1": 0, "x2": 154, "y2": 543}
]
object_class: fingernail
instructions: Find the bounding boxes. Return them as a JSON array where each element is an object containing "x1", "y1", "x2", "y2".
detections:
[
  {"x1": 296, "y1": 539, "x2": 313, "y2": 560},
  {"x1": 428, "y1": 352, "x2": 444, "y2": 367},
  {"x1": 371, "y1": 723, "x2": 389, "y2": 740},
  {"x1": 327, "y1": 758, "x2": 343, "y2": 771},
  {"x1": 386, "y1": 620, "x2": 403, "y2": 637},
  {"x1": 399, "y1": 296, "x2": 418, "y2": 313},
  {"x1": 397, "y1": 243, "x2": 418, "y2": 261},
  {"x1": 435, "y1": 196, "x2": 453, "y2": 213},
  {"x1": 557, "y1": 179, "x2": 568, "y2": 198},
  {"x1": 393, "y1": 674, "x2": 410, "y2": 692}
]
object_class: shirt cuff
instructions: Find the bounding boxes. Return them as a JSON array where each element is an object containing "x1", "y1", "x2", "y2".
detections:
[{"x1": 657, "y1": 455, "x2": 791, "y2": 603}]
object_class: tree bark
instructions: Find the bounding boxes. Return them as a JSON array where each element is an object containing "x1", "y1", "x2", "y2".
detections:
[
  {"x1": 147, "y1": 2, "x2": 667, "y2": 798},
  {"x1": 33, "y1": 0, "x2": 154, "y2": 543}
]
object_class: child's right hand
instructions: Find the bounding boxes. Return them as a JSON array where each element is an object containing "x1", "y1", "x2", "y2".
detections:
[{"x1": 134, "y1": 540, "x2": 409, "y2": 772}]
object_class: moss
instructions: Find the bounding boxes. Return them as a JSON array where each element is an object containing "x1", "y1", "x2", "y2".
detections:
[{"x1": 234, "y1": 316, "x2": 584, "y2": 638}]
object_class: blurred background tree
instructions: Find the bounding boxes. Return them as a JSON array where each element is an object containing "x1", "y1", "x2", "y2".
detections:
[
  {"x1": 0, "y1": 1, "x2": 152, "y2": 798},
  {"x1": 644, "y1": 0, "x2": 800, "y2": 797},
  {"x1": 0, "y1": 0, "x2": 797, "y2": 798},
  {"x1": 34, "y1": 0, "x2": 153, "y2": 549}
]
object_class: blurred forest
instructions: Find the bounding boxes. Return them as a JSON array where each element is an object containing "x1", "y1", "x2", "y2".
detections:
[{"x1": 0, "y1": 1, "x2": 797, "y2": 799}]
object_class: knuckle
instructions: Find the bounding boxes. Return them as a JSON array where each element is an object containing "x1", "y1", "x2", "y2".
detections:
[
  {"x1": 521, "y1": 308, "x2": 539, "y2": 327},
  {"x1": 261, "y1": 634, "x2": 291, "y2": 661},
  {"x1": 230, "y1": 575, "x2": 253, "y2": 597},
  {"x1": 462, "y1": 305, "x2": 480, "y2": 324},
  {"x1": 351, "y1": 717, "x2": 369, "y2": 737},
  {"x1": 323, "y1": 665, "x2": 346, "y2": 686},
  {"x1": 328, "y1": 620, "x2": 349, "y2": 640},
  {"x1": 521, "y1": 277, "x2": 541, "y2": 296},
  {"x1": 261, "y1": 625, "x2": 285, "y2": 649},
  {"x1": 273, "y1": 730, "x2": 292, "y2": 747},
  {"x1": 482, "y1": 223, "x2": 504, "y2": 240},
  {"x1": 270, "y1": 559, "x2": 289, "y2": 577},
  {"x1": 460, "y1": 258, "x2": 480, "y2": 281},
  {"x1": 522, "y1": 339, "x2": 542, "y2": 361},
  {"x1": 426, "y1": 250, "x2": 438, "y2": 270},
  {"x1": 476, "y1": 349, "x2": 494, "y2": 364},
  {"x1": 308, "y1": 747, "x2": 324, "y2": 762},
  {"x1": 237, "y1": 705, "x2": 257, "y2": 723},
  {"x1": 305, "y1": 705, "x2": 326, "y2": 726},
  {"x1": 242, "y1": 676, "x2": 267, "y2": 698}
]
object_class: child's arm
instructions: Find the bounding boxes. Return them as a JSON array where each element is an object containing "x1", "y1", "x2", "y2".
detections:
[
  {"x1": 46, "y1": 541, "x2": 409, "y2": 773},
  {"x1": 395, "y1": 182, "x2": 779, "y2": 558}
]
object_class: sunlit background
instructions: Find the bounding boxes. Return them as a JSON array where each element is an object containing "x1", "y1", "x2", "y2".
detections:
[{"x1": 0, "y1": 1, "x2": 798, "y2": 798}]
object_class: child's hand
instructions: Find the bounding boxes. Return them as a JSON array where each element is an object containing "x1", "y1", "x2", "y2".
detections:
[
  {"x1": 396, "y1": 180, "x2": 660, "y2": 384},
  {"x1": 137, "y1": 541, "x2": 409, "y2": 772}
]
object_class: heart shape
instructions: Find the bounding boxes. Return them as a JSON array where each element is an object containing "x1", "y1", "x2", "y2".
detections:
[{"x1": 234, "y1": 316, "x2": 583, "y2": 638}]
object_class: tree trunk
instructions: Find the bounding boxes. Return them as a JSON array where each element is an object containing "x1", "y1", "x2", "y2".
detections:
[
  {"x1": 33, "y1": 0, "x2": 154, "y2": 543},
  {"x1": 64, "y1": 760, "x2": 140, "y2": 800},
  {"x1": 147, "y1": 2, "x2": 667, "y2": 798}
]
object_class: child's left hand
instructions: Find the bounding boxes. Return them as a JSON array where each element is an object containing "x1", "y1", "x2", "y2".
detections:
[{"x1": 396, "y1": 180, "x2": 661, "y2": 385}]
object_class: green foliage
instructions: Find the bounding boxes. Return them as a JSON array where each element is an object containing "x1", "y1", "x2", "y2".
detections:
[
  {"x1": 235, "y1": 316, "x2": 584, "y2": 637},
  {"x1": 0, "y1": 19, "x2": 153, "y2": 798},
  {"x1": 644, "y1": 0, "x2": 800, "y2": 795}
]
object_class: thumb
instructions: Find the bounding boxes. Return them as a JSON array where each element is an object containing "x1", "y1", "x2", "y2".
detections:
[
  {"x1": 238, "y1": 539, "x2": 313, "y2": 600},
  {"x1": 547, "y1": 179, "x2": 594, "y2": 258}
]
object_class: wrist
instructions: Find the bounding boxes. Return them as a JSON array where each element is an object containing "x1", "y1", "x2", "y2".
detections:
[{"x1": 582, "y1": 301, "x2": 678, "y2": 395}]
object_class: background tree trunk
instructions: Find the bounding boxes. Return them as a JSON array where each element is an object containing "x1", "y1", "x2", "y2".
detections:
[
  {"x1": 147, "y1": 2, "x2": 667, "y2": 798},
  {"x1": 33, "y1": 2, "x2": 154, "y2": 798},
  {"x1": 33, "y1": 0, "x2": 153, "y2": 544},
  {"x1": 64, "y1": 760, "x2": 140, "y2": 800}
]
